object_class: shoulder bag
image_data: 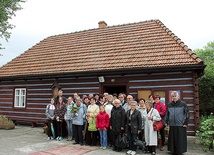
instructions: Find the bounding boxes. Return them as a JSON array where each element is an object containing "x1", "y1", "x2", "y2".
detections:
[{"x1": 150, "y1": 108, "x2": 163, "y2": 131}]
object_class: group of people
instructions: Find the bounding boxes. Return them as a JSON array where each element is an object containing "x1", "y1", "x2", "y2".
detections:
[{"x1": 45, "y1": 90, "x2": 189, "y2": 155}]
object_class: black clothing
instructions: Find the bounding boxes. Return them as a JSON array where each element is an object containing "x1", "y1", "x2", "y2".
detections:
[
  {"x1": 85, "y1": 123, "x2": 97, "y2": 146},
  {"x1": 110, "y1": 106, "x2": 125, "y2": 135},
  {"x1": 73, "y1": 124, "x2": 83, "y2": 144},
  {"x1": 54, "y1": 96, "x2": 67, "y2": 106},
  {"x1": 56, "y1": 121, "x2": 62, "y2": 137},
  {"x1": 110, "y1": 106, "x2": 125, "y2": 149},
  {"x1": 125, "y1": 109, "x2": 142, "y2": 134},
  {"x1": 168, "y1": 126, "x2": 187, "y2": 154},
  {"x1": 166, "y1": 99, "x2": 189, "y2": 154}
]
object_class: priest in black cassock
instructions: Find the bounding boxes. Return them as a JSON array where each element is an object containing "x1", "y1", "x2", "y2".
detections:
[{"x1": 166, "y1": 91, "x2": 190, "y2": 155}]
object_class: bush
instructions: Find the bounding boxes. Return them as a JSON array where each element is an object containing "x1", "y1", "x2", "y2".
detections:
[{"x1": 196, "y1": 114, "x2": 214, "y2": 152}]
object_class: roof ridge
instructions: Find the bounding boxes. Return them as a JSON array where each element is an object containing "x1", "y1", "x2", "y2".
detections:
[
  {"x1": 155, "y1": 20, "x2": 203, "y2": 64},
  {"x1": 48, "y1": 19, "x2": 159, "y2": 39}
]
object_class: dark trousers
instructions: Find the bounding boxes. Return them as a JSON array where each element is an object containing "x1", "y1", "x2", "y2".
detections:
[
  {"x1": 73, "y1": 124, "x2": 83, "y2": 144},
  {"x1": 107, "y1": 128, "x2": 112, "y2": 146},
  {"x1": 85, "y1": 129, "x2": 97, "y2": 145},
  {"x1": 159, "y1": 125, "x2": 165, "y2": 146},
  {"x1": 127, "y1": 129, "x2": 138, "y2": 151},
  {"x1": 110, "y1": 131, "x2": 122, "y2": 151},
  {"x1": 47, "y1": 119, "x2": 54, "y2": 137},
  {"x1": 56, "y1": 121, "x2": 62, "y2": 137},
  {"x1": 148, "y1": 146, "x2": 156, "y2": 153},
  {"x1": 138, "y1": 129, "x2": 145, "y2": 141}
]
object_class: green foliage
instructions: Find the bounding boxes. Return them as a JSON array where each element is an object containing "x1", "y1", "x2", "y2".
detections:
[
  {"x1": 0, "y1": 0, "x2": 25, "y2": 49},
  {"x1": 196, "y1": 115, "x2": 214, "y2": 152},
  {"x1": 4, "y1": 120, "x2": 14, "y2": 125},
  {"x1": 0, "y1": 115, "x2": 7, "y2": 119},
  {"x1": 194, "y1": 41, "x2": 214, "y2": 115},
  {"x1": 71, "y1": 106, "x2": 80, "y2": 113}
]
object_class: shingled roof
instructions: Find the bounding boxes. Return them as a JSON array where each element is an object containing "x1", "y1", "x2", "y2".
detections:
[{"x1": 0, "y1": 19, "x2": 204, "y2": 78}]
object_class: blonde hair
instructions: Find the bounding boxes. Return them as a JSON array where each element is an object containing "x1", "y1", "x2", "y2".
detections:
[{"x1": 145, "y1": 100, "x2": 153, "y2": 107}]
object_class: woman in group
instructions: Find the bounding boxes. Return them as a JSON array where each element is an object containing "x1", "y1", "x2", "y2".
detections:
[
  {"x1": 144, "y1": 100, "x2": 161, "y2": 155},
  {"x1": 55, "y1": 97, "x2": 66, "y2": 141},
  {"x1": 125, "y1": 101, "x2": 142, "y2": 155},
  {"x1": 85, "y1": 97, "x2": 100, "y2": 146},
  {"x1": 45, "y1": 98, "x2": 55, "y2": 140},
  {"x1": 64, "y1": 97, "x2": 74, "y2": 141},
  {"x1": 72, "y1": 97, "x2": 87, "y2": 145},
  {"x1": 110, "y1": 99, "x2": 125, "y2": 152},
  {"x1": 138, "y1": 98, "x2": 147, "y2": 144}
]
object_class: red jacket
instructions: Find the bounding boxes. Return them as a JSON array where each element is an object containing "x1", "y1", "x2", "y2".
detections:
[
  {"x1": 96, "y1": 111, "x2": 110, "y2": 130},
  {"x1": 155, "y1": 102, "x2": 166, "y2": 117}
]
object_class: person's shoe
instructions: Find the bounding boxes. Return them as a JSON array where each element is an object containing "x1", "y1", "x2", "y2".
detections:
[
  {"x1": 151, "y1": 152, "x2": 156, "y2": 155},
  {"x1": 126, "y1": 150, "x2": 132, "y2": 154},
  {"x1": 47, "y1": 137, "x2": 51, "y2": 141},
  {"x1": 58, "y1": 137, "x2": 63, "y2": 141},
  {"x1": 73, "y1": 142, "x2": 79, "y2": 145},
  {"x1": 102, "y1": 147, "x2": 106, "y2": 150},
  {"x1": 131, "y1": 151, "x2": 136, "y2": 155},
  {"x1": 116, "y1": 148, "x2": 122, "y2": 152},
  {"x1": 50, "y1": 137, "x2": 54, "y2": 140},
  {"x1": 160, "y1": 146, "x2": 164, "y2": 151},
  {"x1": 100, "y1": 146, "x2": 103, "y2": 149},
  {"x1": 113, "y1": 146, "x2": 117, "y2": 151},
  {"x1": 66, "y1": 136, "x2": 70, "y2": 141},
  {"x1": 80, "y1": 143, "x2": 83, "y2": 146},
  {"x1": 56, "y1": 136, "x2": 59, "y2": 141}
]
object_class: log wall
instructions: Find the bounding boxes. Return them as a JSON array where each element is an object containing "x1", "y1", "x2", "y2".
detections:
[{"x1": 0, "y1": 70, "x2": 198, "y2": 135}]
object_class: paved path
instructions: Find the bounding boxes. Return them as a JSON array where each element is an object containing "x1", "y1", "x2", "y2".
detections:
[{"x1": 0, "y1": 125, "x2": 213, "y2": 155}]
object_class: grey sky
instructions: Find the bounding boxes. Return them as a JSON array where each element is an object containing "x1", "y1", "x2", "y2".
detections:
[{"x1": 0, "y1": 0, "x2": 213, "y2": 67}]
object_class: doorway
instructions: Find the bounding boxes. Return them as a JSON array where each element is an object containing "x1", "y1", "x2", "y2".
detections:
[{"x1": 103, "y1": 85, "x2": 127, "y2": 95}]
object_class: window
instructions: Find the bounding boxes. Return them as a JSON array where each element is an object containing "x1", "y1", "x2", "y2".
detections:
[{"x1": 14, "y1": 88, "x2": 26, "y2": 108}]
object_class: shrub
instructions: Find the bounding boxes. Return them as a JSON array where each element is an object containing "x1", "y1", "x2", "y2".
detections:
[
  {"x1": 196, "y1": 114, "x2": 214, "y2": 152},
  {"x1": 4, "y1": 120, "x2": 14, "y2": 125}
]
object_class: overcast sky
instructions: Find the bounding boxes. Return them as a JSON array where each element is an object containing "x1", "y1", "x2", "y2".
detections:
[{"x1": 0, "y1": 0, "x2": 213, "y2": 67}]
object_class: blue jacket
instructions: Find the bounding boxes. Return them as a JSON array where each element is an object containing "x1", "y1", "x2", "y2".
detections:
[
  {"x1": 166, "y1": 99, "x2": 189, "y2": 126},
  {"x1": 72, "y1": 103, "x2": 87, "y2": 125}
]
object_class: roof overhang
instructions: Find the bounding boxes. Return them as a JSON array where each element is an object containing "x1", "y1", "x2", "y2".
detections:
[{"x1": 0, "y1": 64, "x2": 206, "y2": 81}]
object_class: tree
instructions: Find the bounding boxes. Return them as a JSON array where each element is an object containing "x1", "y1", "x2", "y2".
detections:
[
  {"x1": 0, "y1": 0, "x2": 25, "y2": 50},
  {"x1": 194, "y1": 41, "x2": 214, "y2": 115}
]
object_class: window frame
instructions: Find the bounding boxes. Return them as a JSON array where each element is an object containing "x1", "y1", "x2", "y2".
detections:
[
  {"x1": 14, "y1": 88, "x2": 27, "y2": 108},
  {"x1": 137, "y1": 88, "x2": 183, "y2": 105}
]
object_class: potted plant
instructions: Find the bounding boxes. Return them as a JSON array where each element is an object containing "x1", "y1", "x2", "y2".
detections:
[
  {"x1": 3, "y1": 120, "x2": 15, "y2": 130},
  {"x1": 0, "y1": 115, "x2": 8, "y2": 125}
]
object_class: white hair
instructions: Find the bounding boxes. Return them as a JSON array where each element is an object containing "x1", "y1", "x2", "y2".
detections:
[
  {"x1": 171, "y1": 91, "x2": 179, "y2": 97},
  {"x1": 114, "y1": 99, "x2": 121, "y2": 104}
]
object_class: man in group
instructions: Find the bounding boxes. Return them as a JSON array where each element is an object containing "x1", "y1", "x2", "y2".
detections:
[
  {"x1": 166, "y1": 91, "x2": 189, "y2": 155},
  {"x1": 55, "y1": 89, "x2": 67, "y2": 105},
  {"x1": 123, "y1": 95, "x2": 133, "y2": 112},
  {"x1": 73, "y1": 92, "x2": 79, "y2": 103},
  {"x1": 118, "y1": 93, "x2": 127, "y2": 107}
]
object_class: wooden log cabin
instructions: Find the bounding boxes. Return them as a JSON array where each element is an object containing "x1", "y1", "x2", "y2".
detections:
[{"x1": 0, "y1": 20, "x2": 205, "y2": 135}]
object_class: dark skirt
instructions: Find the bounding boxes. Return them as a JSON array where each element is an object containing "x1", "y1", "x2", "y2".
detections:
[{"x1": 168, "y1": 126, "x2": 187, "y2": 154}]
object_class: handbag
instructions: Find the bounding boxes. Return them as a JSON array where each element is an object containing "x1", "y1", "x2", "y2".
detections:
[
  {"x1": 115, "y1": 133, "x2": 128, "y2": 148},
  {"x1": 150, "y1": 108, "x2": 163, "y2": 131},
  {"x1": 88, "y1": 116, "x2": 97, "y2": 131},
  {"x1": 153, "y1": 119, "x2": 163, "y2": 131}
]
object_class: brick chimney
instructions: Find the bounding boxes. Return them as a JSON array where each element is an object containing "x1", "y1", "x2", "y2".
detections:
[{"x1": 98, "y1": 21, "x2": 107, "y2": 28}]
